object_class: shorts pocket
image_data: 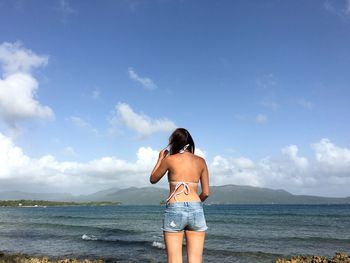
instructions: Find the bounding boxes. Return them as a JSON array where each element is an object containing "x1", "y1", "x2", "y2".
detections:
[
  {"x1": 164, "y1": 211, "x2": 183, "y2": 231},
  {"x1": 194, "y1": 210, "x2": 208, "y2": 231}
]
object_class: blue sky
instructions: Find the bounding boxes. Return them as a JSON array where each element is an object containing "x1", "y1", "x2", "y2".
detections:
[{"x1": 0, "y1": 0, "x2": 350, "y2": 197}]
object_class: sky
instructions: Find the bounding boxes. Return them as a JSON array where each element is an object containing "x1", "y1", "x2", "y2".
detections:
[{"x1": 0, "y1": 0, "x2": 350, "y2": 197}]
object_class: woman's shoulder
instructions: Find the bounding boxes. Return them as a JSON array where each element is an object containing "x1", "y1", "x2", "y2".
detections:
[{"x1": 191, "y1": 154, "x2": 206, "y2": 164}]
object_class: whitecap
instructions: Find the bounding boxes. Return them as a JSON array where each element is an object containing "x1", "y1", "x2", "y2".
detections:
[
  {"x1": 82, "y1": 234, "x2": 98, "y2": 241},
  {"x1": 152, "y1": 241, "x2": 165, "y2": 249}
]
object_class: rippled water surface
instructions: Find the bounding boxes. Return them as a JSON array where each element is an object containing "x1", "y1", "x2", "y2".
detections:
[{"x1": 0, "y1": 204, "x2": 349, "y2": 262}]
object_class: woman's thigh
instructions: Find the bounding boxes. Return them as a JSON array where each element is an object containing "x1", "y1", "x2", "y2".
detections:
[
  {"x1": 164, "y1": 231, "x2": 184, "y2": 263},
  {"x1": 185, "y1": 230, "x2": 205, "y2": 263}
]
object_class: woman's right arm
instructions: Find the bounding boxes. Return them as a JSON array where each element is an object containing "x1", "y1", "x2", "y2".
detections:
[
  {"x1": 149, "y1": 149, "x2": 169, "y2": 184},
  {"x1": 199, "y1": 159, "x2": 210, "y2": 202}
]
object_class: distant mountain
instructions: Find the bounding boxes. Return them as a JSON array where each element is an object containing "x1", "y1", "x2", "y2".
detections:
[
  {"x1": 208, "y1": 185, "x2": 350, "y2": 205},
  {"x1": 100, "y1": 187, "x2": 168, "y2": 204},
  {"x1": 70, "y1": 187, "x2": 122, "y2": 202},
  {"x1": 1, "y1": 185, "x2": 349, "y2": 205}
]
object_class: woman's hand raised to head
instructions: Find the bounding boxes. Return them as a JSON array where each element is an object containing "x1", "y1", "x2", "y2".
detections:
[
  {"x1": 158, "y1": 148, "x2": 169, "y2": 160},
  {"x1": 150, "y1": 148, "x2": 169, "y2": 184}
]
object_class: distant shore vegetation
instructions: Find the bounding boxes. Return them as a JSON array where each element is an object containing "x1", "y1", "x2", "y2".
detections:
[{"x1": 0, "y1": 200, "x2": 121, "y2": 207}]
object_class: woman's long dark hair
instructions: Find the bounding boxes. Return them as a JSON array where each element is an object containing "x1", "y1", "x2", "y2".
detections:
[{"x1": 168, "y1": 128, "x2": 195, "y2": 155}]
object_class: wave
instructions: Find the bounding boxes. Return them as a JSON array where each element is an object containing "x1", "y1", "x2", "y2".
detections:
[
  {"x1": 82, "y1": 234, "x2": 98, "y2": 241},
  {"x1": 152, "y1": 241, "x2": 165, "y2": 249},
  {"x1": 3, "y1": 221, "x2": 142, "y2": 235},
  {"x1": 81, "y1": 234, "x2": 166, "y2": 250},
  {"x1": 81, "y1": 233, "x2": 147, "y2": 245}
]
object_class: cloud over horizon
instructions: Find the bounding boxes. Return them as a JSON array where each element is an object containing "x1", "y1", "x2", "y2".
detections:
[{"x1": 0, "y1": 131, "x2": 349, "y2": 197}]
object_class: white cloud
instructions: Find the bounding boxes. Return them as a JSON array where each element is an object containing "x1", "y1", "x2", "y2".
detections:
[
  {"x1": 0, "y1": 131, "x2": 159, "y2": 194},
  {"x1": 112, "y1": 102, "x2": 176, "y2": 138},
  {"x1": 232, "y1": 157, "x2": 255, "y2": 169},
  {"x1": 312, "y1": 138, "x2": 350, "y2": 168},
  {"x1": 1, "y1": 132, "x2": 350, "y2": 197},
  {"x1": 195, "y1": 148, "x2": 206, "y2": 158},
  {"x1": 0, "y1": 42, "x2": 53, "y2": 128},
  {"x1": 0, "y1": 41, "x2": 48, "y2": 77},
  {"x1": 128, "y1": 67, "x2": 157, "y2": 90},
  {"x1": 209, "y1": 139, "x2": 350, "y2": 197},
  {"x1": 282, "y1": 145, "x2": 308, "y2": 169},
  {"x1": 210, "y1": 155, "x2": 261, "y2": 187},
  {"x1": 136, "y1": 146, "x2": 159, "y2": 166},
  {"x1": 255, "y1": 113, "x2": 268, "y2": 124},
  {"x1": 0, "y1": 132, "x2": 30, "y2": 179}
]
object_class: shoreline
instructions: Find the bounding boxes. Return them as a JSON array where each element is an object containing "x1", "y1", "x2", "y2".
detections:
[
  {"x1": 0, "y1": 251, "x2": 106, "y2": 263},
  {"x1": 2, "y1": 251, "x2": 349, "y2": 263},
  {"x1": 276, "y1": 252, "x2": 350, "y2": 263},
  {"x1": 0, "y1": 200, "x2": 121, "y2": 208}
]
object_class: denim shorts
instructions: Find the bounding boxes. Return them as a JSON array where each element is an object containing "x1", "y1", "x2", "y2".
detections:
[{"x1": 162, "y1": 201, "x2": 208, "y2": 232}]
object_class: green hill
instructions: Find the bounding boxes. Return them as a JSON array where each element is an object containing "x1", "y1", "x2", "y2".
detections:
[{"x1": 1, "y1": 185, "x2": 349, "y2": 205}]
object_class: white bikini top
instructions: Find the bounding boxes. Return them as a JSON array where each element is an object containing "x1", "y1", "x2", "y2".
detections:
[{"x1": 166, "y1": 144, "x2": 198, "y2": 203}]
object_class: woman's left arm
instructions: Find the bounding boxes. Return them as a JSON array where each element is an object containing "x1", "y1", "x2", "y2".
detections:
[{"x1": 150, "y1": 149, "x2": 169, "y2": 184}]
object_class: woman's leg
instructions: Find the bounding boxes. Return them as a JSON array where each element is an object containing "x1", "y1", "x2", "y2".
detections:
[
  {"x1": 184, "y1": 230, "x2": 205, "y2": 263},
  {"x1": 163, "y1": 231, "x2": 184, "y2": 263}
]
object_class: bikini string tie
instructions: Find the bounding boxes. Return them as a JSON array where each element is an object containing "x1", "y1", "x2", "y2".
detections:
[{"x1": 166, "y1": 182, "x2": 190, "y2": 203}]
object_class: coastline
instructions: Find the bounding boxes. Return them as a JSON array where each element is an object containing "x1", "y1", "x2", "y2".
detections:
[
  {"x1": 2, "y1": 251, "x2": 349, "y2": 263},
  {"x1": 0, "y1": 200, "x2": 121, "y2": 208},
  {"x1": 0, "y1": 251, "x2": 105, "y2": 263},
  {"x1": 276, "y1": 252, "x2": 350, "y2": 263}
]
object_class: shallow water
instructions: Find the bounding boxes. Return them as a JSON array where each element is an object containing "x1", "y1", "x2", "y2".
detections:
[{"x1": 0, "y1": 204, "x2": 349, "y2": 262}]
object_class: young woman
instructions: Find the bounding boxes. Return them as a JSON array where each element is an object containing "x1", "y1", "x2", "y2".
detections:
[{"x1": 150, "y1": 128, "x2": 210, "y2": 263}]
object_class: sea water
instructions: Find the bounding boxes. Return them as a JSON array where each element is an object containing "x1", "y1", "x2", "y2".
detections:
[{"x1": 0, "y1": 204, "x2": 349, "y2": 262}]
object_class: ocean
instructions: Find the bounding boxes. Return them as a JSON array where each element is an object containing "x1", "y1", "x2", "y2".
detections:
[{"x1": 0, "y1": 204, "x2": 349, "y2": 262}]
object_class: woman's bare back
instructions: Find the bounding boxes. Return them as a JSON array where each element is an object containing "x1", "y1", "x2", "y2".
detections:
[{"x1": 166, "y1": 152, "x2": 208, "y2": 203}]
